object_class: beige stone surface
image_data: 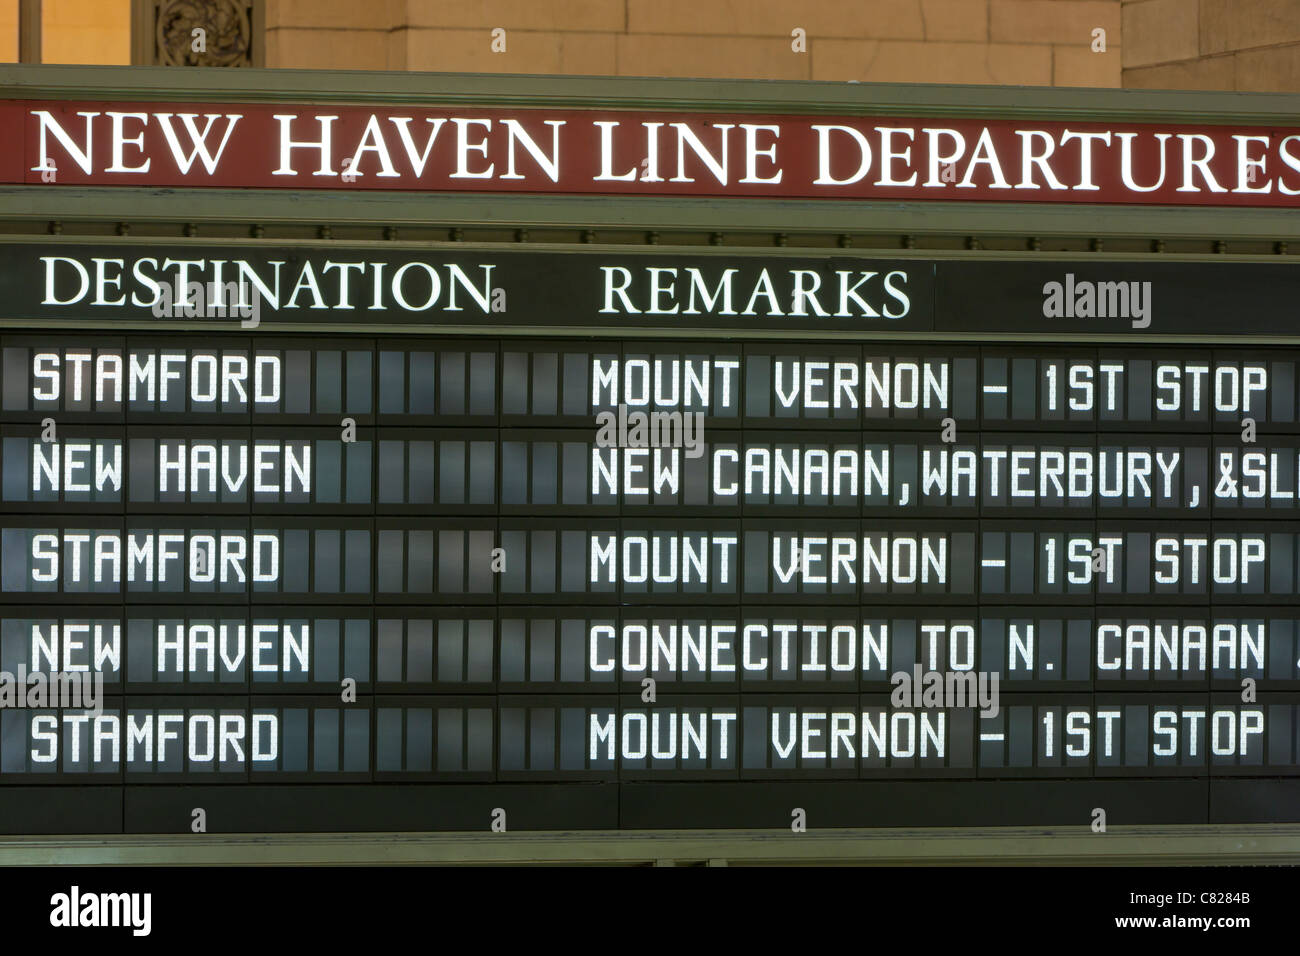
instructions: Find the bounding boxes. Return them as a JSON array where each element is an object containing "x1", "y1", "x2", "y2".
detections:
[
  {"x1": 617, "y1": 33, "x2": 811, "y2": 79},
  {"x1": 990, "y1": 0, "x2": 1120, "y2": 45},
  {"x1": 921, "y1": 0, "x2": 990, "y2": 41},
  {"x1": 1054, "y1": 44, "x2": 1122, "y2": 84},
  {"x1": 42, "y1": 0, "x2": 130, "y2": 65},
  {"x1": 387, "y1": 28, "x2": 408, "y2": 70},
  {"x1": 266, "y1": 28, "x2": 392, "y2": 70},
  {"x1": 267, "y1": 0, "x2": 403, "y2": 30},
  {"x1": 406, "y1": 0, "x2": 626, "y2": 32},
  {"x1": 0, "y1": 0, "x2": 16, "y2": 63},
  {"x1": 400, "y1": 28, "x2": 618, "y2": 75},
  {"x1": 813, "y1": 38, "x2": 1053, "y2": 84},
  {"x1": 1234, "y1": 43, "x2": 1300, "y2": 91},
  {"x1": 1201, "y1": 0, "x2": 1300, "y2": 56},
  {"x1": 1121, "y1": 0, "x2": 1197, "y2": 67},
  {"x1": 243, "y1": 0, "x2": 1298, "y2": 95},
  {"x1": 627, "y1": 0, "x2": 925, "y2": 39},
  {"x1": 1122, "y1": 50, "x2": 1235, "y2": 87}
]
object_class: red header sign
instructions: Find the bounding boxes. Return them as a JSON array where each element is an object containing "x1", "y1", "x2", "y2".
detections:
[{"x1": 2, "y1": 98, "x2": 1299, "y2": 207}]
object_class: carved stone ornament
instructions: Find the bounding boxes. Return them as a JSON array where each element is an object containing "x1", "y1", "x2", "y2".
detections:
[{"x1": 155, "y1": 0, "x2": 253, "y2": 67}]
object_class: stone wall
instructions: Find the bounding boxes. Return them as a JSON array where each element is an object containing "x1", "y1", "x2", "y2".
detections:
[
  {"x1": 265, "y1": 0, "x2": 1122, "y2": 87},
  {"x1": 1123, "y1": 0, "x2": 1300, "y2": 92},
  {"x1": 4, "y1": 0, "x2": 1296, "y2": 93}
]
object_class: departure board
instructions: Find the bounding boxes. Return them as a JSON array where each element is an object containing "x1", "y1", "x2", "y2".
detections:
[{"x1": 2, "y1": 241, "x2": 1299, "y2": 833}]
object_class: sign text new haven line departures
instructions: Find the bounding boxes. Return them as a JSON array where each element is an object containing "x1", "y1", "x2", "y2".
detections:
[{"x1": 4, "y1": 101, "x2": 1300, "y2": 206}]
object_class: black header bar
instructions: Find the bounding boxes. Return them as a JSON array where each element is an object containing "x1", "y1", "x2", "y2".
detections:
[{"x1": 2, "y1": 242, "x2": 1297, "y2": 338}]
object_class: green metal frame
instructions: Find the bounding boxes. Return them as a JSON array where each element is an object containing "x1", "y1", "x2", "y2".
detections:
[
  {"x1": 4, "y1": 826, "x2": 1300, "y2": 866},
  {"x1": 0, "y1": 64, "x2": 1299, "y2": 241},
  {"x1": 1, "y1": 65, "x2": 1299, "y2": 864}
]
